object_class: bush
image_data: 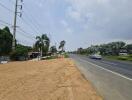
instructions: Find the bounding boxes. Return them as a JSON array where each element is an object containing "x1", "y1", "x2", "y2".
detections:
[
  {"x1": 10, "y1": 50, "x2": 28, "y2": 61},
  {"x1": 10, "y1": 44, "x2": 30, "y2": 61}
]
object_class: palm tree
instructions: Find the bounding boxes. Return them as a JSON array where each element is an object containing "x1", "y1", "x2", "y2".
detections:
[
  {"x1": 50, "y1": 46, "x2": 57, "y2": 54},
  {"x1": 59, "y1": 40, "x2": 66, "y2": 53},
  {"x1": 35, "y1": 34, "x2": 50, "y2": 58}
]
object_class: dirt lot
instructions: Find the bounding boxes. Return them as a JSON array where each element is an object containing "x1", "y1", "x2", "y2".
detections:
[{"x1": 0, "y1": 58, "x2": 102, "y2": 100}]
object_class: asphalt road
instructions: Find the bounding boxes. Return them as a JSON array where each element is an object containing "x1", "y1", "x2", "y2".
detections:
[{"x1": 70, "y1": 54, "x2": 132, "y2": 100}]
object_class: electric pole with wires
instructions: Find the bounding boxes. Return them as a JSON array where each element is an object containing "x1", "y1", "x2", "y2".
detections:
[{"x1": 12, "y1": 0, "x2": 23, "y2": 50}]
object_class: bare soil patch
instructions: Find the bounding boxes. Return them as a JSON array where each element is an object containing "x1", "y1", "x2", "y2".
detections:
[{"x1": 0, "y1": 58, "x2": 102, "y2": 100}]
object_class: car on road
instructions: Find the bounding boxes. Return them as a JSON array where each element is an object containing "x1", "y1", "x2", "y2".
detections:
[{"x1": 89, "y1": 54, "x2": 102, "y2": 60}]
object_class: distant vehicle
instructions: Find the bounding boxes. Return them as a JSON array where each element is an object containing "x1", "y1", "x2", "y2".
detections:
[{"x1": 89, "y1": 54, "x2": 102, "y2": 60}]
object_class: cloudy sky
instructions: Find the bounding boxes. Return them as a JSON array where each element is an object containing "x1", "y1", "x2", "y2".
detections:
[{"x1": 0, "y1": 0, "x2": 132, "y2": 51}]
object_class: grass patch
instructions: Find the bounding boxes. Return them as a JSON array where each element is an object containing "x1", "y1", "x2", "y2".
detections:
[
  {"x1": 105, "y1": 55, "x2": 132, "y2": 62},
  {"x1": 117, "y1": 56, "x2": 127, "y2": 60},
  {"x1": 41, "y1": 55, "x2": 58, "y2": 60},
  {"x1": 41, "y1": 53, "x2": 69, "y2": 60},
  {"x1": 64, "y1": 53, "x2": 69, "y2": 58}
]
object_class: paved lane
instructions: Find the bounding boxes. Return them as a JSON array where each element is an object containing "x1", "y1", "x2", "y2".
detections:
[{"x1": 70, "y1": 54, "x2": 132, "y2": 100}]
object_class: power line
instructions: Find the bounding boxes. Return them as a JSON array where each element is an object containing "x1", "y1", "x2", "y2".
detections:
[
  {"x1": 19, "y1": 17, "x2": 40, "y2": 35},
  {"x1": 17, "y1": 31, "x2": 35, "y2": 41},
  {"x1": 0, "y1": 23, "x2": 10, "y2": 28},
  {"x1": 23, "y1": 5, "x2": 42, "y2": 33},
  {"x1": 0, "y1": 0, "x2": 38, "y2": 48},
  {"x1": 21, "y1": 3, "x2": 43, "y2": 34},
  {"x1": 0, "y1": 19, "x2": 36, "y2": 39},
  {"x1": 0, "y1": 1, "x2": 42, "y2": 37},
  {"x1": 18, "y1": 28, "x2": 36, "y2": 39},
  {"x1": 0, "y1": 2, "x2": 14, "y2": 12},
  {"x1": 17, "y1": 39, "x2": 34, "y2": 46},
  {"x1": 0, "y1": 19, "x2": 12, "y2": 26},
  {"x1": 0, "y1": 0, "x2": 42, "y2": 34},
  {"x1": 22, "y1": 11, "x2": 42, "y2": 34},
  {"x1": 0, "y1": 19, "x2": 36, "y2": 41},
  {"x1": 0, "y1": 0, "x2": 42, "y2": 46}
]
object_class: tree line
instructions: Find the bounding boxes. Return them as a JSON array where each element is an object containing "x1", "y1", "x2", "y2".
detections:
[
  {"x1": 33, "y1": 34, "x2": 66, "y2": 56},
  {"x1": 0, "y1": 26, "x2": 66, "y2": 60},
  {"x1": 76, "y1": 41, "x2": 132, "y2": 56}
]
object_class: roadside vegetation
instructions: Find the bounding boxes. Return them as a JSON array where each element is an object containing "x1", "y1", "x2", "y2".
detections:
[
  {"x1": 105, "y1": 55, "x2": 132, "y2": 61},
  {"x1": 0, "y1": 26, "x2": 67, "y2": 62},
  {"x1": 72, "y1": 41, "x2": 132, "y2": 62}
]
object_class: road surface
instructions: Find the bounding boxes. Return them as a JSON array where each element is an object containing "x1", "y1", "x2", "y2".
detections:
[{"x1": 70, "y1": 54, "x2": 132, "y2": 100}]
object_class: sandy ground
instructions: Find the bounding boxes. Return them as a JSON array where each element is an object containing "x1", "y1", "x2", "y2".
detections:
[{"x1": 0, "y1": 58, "x2": 103, "y2": 100}]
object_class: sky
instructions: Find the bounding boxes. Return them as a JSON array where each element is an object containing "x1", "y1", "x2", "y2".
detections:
[{"x1": 0, "y1": 0, "x2": 132, "y2": 51}]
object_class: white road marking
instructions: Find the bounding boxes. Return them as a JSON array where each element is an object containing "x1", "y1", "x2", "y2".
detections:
[
  {"x1": 78, "y1": 58, "x2": 132, "y2": 81},
  {"x1": 101, "y1": 60, "x2": 118, "y2": 66}
]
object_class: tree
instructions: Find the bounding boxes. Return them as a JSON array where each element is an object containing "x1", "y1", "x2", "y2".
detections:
[
  {"x1": 35, "y1": 34, "x2": 50, "y2": 56},
  {"x1": 98, "y1": 41, "x2": 126, "y2": 55},
  {"x1": 126, "y1": 44, "x2": 132, "y2": 54},
  {"x1": 0, "y1": 27, "x2": 13, "y2": 56},
  {"x1": 59, "y1": 40, "x2": 66, "y2": 52},
  {"x1": 109, "y1": 41, "x2": 126, "y2": 55},
  {"x1": 10, "y1": 44, "x2": 32, "y2": 61},
  {"x1": 50, "y1": 46, "x2": 57, "y2": 54},
  {"x1": 75, "y1": 41, "x2": 126, "y2": 56}
]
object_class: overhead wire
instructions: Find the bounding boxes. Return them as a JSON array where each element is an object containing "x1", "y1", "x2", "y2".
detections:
[
  {"x1": 0, "y1": 1, "x2": 57, "y2": 46},
  {"x1": 17, "y1": 31, "x2": 35, "y2": 41},
  {"x1": 0, "y1": 1, "x2": 40, "y2": 37},
  {"x1": 0, "y1": 1, "x2": 14, "y2": 13},
  {"x1": 0, "y1": 19, "x2": 36, "y2": 42},
  {"x1": 17, "y1": 28, "x2": 36, "y2": 40},
  {"x1": 0, "y1": 19, "x2": 12, "y2": 26}
]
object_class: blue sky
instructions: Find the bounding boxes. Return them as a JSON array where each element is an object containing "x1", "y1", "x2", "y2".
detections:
[{"x1": 0, "y1": 0, "x2": 132, "y2": 51}]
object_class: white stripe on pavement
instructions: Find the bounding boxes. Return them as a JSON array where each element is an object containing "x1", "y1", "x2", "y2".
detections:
[{"x1": 78, "y1": 58, "x2": 132, "y2": 81}]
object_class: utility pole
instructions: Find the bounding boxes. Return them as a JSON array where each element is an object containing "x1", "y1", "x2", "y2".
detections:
[{"x1": 12, "y1": 0, "x2": 23, "y2": 51}]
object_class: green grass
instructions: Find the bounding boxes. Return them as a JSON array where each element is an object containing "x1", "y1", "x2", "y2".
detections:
[
  {"x1": 64, "y1": 53, "x2": 69, "y2": 58},
  {"x1": 105, "y1": 55, "x2": 132, "y2": 62},
  {"x1": 41, "y1": 53, "x2": 69, "y2": 60},
  {"x1": 41, "y1": 55, "x2": 58, "y2": 60}
]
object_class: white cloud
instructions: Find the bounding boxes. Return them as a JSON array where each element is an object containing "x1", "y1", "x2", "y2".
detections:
[
  {"x1": 60, "y1": 20, "x2": 73, "y2": 33},
  {"x1": 66, "y1": 27, "x2": 73, "y2": 33},
  {"x1": 65, "y1": 0, "x2": 132, "y2": 39},
  {"x1": 67, "y1": 7, "x2": 82, "y2": 22},
  {"x1": 60, "y1": 20, "x2": 68, "y2": 27}
]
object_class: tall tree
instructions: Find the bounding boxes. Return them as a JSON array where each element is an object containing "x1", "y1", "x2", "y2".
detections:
[
  {"x1": 59, "y1": 40, "x2": 66, "y2": 52},
  {"x1": 110, "y1": 41, "x2": 126, "y2": 55},
  {"x1": 50, "y1": 46, "x2": 57, "y2": 54},
  {"x1": 35, "y1": 34, "x2": 50, "y2": 56},
  {"x1": 126, "y1": 44, "x2": 132, "y2": 54},
  {"x1": 0, "y1": 27, "x2": 13, "y2": 56}
]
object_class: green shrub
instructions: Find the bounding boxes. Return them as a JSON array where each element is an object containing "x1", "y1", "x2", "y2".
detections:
[
  {"x1": 10, "y1": 50, "x2": 27, "y2": 61},
  {"x1": 118, "y1": 56, "x2": 127, "y2": 60},
  {"x1": 10, "y1": 44, "x2": 29, "y2": 61},
  {"x1": 128, "y1": 54, "x2": 132, "y2": 57}
]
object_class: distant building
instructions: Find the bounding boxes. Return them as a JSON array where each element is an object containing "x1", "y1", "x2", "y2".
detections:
[
  {"x1": 28, "y1": 52, "x2": 40, "y2": 59},
  {"x1": 119, "y1": 49, "x2": 128, "y2": 56}
]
